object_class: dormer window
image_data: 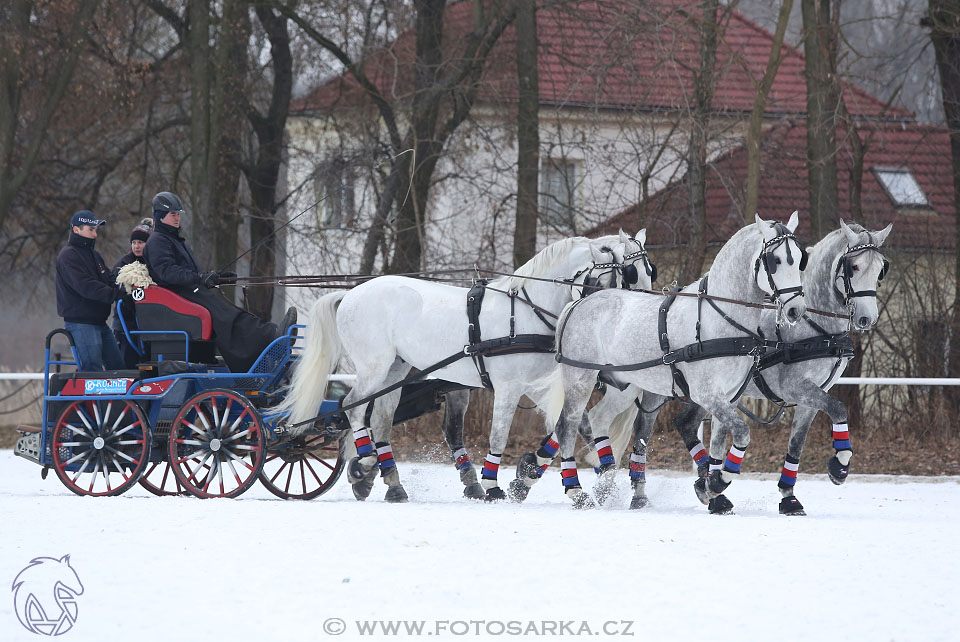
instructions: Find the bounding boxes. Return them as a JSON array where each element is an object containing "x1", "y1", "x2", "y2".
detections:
[{"x1": 872, "y1": 167, "x2": 930, "y2": 208}]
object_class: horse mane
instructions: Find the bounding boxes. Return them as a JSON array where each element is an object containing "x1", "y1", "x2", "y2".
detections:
[{"x1": 496, "y1": 236, "x2": 588, "y2": 291}]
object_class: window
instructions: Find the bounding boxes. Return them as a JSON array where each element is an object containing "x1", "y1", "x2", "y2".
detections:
[
  {"x1": 315, "y1": 158, "x2": 354, "y2": 228},
  {"x1": 872, "y1": 167, "x2": 929, "y2": 208},
  {"x1": 541, "y1": 158, "x2": 579, "y2": 231}
]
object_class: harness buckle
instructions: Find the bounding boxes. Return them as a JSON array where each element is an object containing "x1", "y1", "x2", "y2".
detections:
[{"x1": 662, "y1": 352, "x2": 678, "y2": 366}]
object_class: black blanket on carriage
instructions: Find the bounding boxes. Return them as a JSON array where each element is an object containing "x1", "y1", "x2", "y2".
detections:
[{"x1": 169, "y1": 286, "x2": 277, "y2": 373}]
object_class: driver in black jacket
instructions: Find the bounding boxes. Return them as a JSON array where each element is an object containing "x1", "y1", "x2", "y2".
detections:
[{"x1": 143, "y1": 192, "x2": 296, "y2": 372}]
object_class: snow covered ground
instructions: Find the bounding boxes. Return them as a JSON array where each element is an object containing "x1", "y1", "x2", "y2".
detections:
[{"x1": 0, "y1": 449, "x2": 956, "y2": 641}]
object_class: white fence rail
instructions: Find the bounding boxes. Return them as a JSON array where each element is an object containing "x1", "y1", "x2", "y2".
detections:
[{"x1": 3, "y1": 372, "x2": 960, "y2": 385}]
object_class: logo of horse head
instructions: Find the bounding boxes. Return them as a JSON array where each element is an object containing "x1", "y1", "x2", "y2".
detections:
[{"x1": 12, "y1": 555, "x2": 84, "y2": 636}]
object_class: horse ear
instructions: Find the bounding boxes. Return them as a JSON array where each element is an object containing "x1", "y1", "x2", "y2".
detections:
[
  {"x1": 786, "y1": 210, "x2": 799, "y2": 233},
  {"x1": 873, "y1": 222, "x2": 893, "y2": 247},
  {"x1": 635, "y1": 228, "x2": 647, "y2": 246},
  {"x1": 60, "y1": 554, "x2": 71, "y2": 566},
  {"x1": 618, "y1": 228, "x2": 630, "y2": 244},
  {"x1": 840, "y1": 218, "x2": 859, "y2": 246},
  {"x1": 755, "y1": 213, "x2": 775, "y2": 241}
]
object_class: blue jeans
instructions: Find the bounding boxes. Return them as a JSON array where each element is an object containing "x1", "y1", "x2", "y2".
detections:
[{"x1": 64, "y1": 322, "x2": 125, "y2": 371}]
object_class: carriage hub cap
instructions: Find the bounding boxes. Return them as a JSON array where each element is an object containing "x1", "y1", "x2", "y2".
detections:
[
  {"x1": 93, "y1": 437, "x2": 105, "y2": 450},
  {"x1": 209, "y1": 438, "x2": 222, "y2": 452}
]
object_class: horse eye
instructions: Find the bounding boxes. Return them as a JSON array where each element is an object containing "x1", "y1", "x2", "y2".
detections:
[
  {"x1": 775, "y1": 257, "x2": 781, "y2": 265},
  {"x1": 853, "y1": 264, "x2": 860, "y2": 271}
]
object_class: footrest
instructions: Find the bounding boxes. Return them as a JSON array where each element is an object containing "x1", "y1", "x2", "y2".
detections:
[{"x1": 15, "y1": 432, "x2": 42, "y2": 465}]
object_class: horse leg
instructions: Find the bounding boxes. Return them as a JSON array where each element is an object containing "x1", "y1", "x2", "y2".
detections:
[
  {"x1": 440, "y1": 389, "x2": 484, "y2": 500},
  {"x1": 509, "y1": 422, "x2": 561, "y2": 503},
  {"x1": 345, "y1": 359, "x2": 410, "y2": 502},
  {"x1": 585, "y1": 388, "x2": 641, "y2": 505},
  {"x1": 777, "y1": 404, "x2": 819, "y2": 516},
  {"x1": 481, "y1": 388, "x2": 523, "y2": 502},
  {"x1": 557, "y1": 368, "x2": 598, "y2": 509},
  {"x1": 627, "y1": 391, "x2": 665, "y2": 509},
  {"x1": 703, "y1": 404, "x2": 750, "y2": 515},
  {"x1": 668, "y1": 402, "x2": 711, "y2": 504}
]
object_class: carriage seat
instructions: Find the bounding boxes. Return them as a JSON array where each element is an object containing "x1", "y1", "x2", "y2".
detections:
[{"x1": 134, "y1": 286, "x2": 216, "y2": 363}]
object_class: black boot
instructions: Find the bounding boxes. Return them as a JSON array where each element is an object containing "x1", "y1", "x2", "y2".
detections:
[{"x1": 277, "y1": 306, "x2": 297, "y2": 338}]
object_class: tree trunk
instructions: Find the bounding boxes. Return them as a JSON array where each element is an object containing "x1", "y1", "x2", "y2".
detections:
[
  {"x1": 801, "y1": 0, "x2": 841, "y2": 241},
  {"x1": 245, "y1": 5, "x2": 293, "y2": 321},
  {"x1": 928, "y1": 0, "x2": 960, "y2": 418},
  {"x1": 513, "y1": 0, "x2": 540, "y2": 268},
  {"x1": 744, "y1": 0, "x2": 793, "y2": 222},
  {"x1": 683, "y1": 0, "x2": 719, "y2": 284}
]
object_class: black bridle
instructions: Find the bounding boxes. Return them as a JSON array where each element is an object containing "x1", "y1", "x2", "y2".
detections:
[
  {"x1": 833, "y1": 242, "x2": 889, "y2": 307},
  {"x1": 753, "y1": 225, "x2": 806, "y2": 312},
  {"x1": 619, "y1": 238, "x2": 657, "y2": 287}
]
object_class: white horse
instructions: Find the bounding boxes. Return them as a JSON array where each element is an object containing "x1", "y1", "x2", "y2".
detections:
[
  {"x1": 619, "y1": 220, "x2": 892, "y2": 514},
  {"x1": 280, "y1": 231, "x2": 653, "y2": 502},
  {"x1": 533, "y1": 213, "x2": 807, "y2": 508}
]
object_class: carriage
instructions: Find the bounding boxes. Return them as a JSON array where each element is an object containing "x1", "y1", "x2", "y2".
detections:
[{"x1": 13, "y1": 285, "x2": 350, "y2": 499}]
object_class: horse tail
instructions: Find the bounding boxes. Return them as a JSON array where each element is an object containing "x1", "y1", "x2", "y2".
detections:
[
  {"x1": 531, "y1": 366, "x2": 565, "y2": 431},
  {"x1": 279, "y1": 291, "x2": 346, "y2": 428},
  {"x1": 607, "y1": 402, "x2": 639, "y2": 464}
]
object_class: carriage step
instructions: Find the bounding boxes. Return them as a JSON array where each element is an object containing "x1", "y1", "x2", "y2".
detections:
[
  {"x1": 16, "y1": 424, "x2": 40, "y2": 434},
  {"x1": 14, "y1": 432, "x2": 42, "y2": 466}
]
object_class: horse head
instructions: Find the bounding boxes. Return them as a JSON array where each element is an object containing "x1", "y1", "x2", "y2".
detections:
[
  {"x1": 835, "y1": 219, "x2": 893, "y2": 331},
  {"x1": 616, "y1": 228, "x2": 656, "y2": 290},
  {"x1": 754, "y1": 211, "x2": 807, "y2": 325}
]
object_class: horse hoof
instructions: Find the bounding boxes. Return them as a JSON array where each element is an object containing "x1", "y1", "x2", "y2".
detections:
[
  {"x1": 516, "y1": 452, "x2": 541, "y2": 480},
  {"x1": 352, "y1": 476, "x2": 375, "y2": 501},
  {"x1": 384, "y1": 485, "x2": 409, "y2": 503},
  {"x1": 629, "y1": 495, "x2": 649, "y2": 510},
  {"x1": 827, "y1": 455, "x2": 850, "y2": 485},
  {"x1": 693, "y1": 477, "x2": 710, "y2": 505},
  {"x1": 708, "y1": 470, "x2": 731, "y2": 495},
  {"x1": 347, "y1": 456, "x2": 376, "y2": 484},
  {"x1": 708, "y1": 494, "x2": 734, "y2": 515},
  {"x1": 463, "y1": 483, "x2": 485, "y2": 500},
  {"x1": 484, "y1": 486, "x2": 507, "y2": 502},
  {"x1": 507, "y1": 478, "x2": 530, "y2": 503},
  {"x1": 779, "y1": 496, "x2": 806, "y2": 516},
  {"x1": 567, "y1": 488, "x2": 596, "y2": 510}
]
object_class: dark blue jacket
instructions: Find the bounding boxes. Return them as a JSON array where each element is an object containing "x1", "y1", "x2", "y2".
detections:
[
  {"x1": 144, "y1": 220, "x2": 202, "y2": 288},
  {"x1": 55, "y1": 232, "x2": 117, "y2": 324}
]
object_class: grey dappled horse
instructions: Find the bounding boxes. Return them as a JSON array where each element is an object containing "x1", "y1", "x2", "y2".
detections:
[
  {"x1": 280, "y1": 232, "x2": 653, "y2": 503},
  {"x1": 623, "y1": 220, "x2": 892, "y2": 514},
  {"x1": 531, "y1": 213, "x2": 807, "y2": 508}
]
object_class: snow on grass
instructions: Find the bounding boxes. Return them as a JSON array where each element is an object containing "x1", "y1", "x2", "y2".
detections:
[{"x1": 0, "y1": 450, "x2": 956, "y2": 641}]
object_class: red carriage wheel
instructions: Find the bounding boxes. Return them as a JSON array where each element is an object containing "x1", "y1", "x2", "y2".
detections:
[
  {"x1": 139, "y1": 460, "x2": 187, "y2": 496},
  {"x1": 259, "y1": 434, "x2": 346, "y2": 500},
  {"x1": 52, "y1": 399, "x2": 150, "y2": 497},
  {"x1": 168, "y1": 389, "x2": 267, "y2": 498}
]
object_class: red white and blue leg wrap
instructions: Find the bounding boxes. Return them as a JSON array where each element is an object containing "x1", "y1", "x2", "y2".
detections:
[
  {"x1": 689, "y1": 442, "x2": 710, "y2": 468},
  {"x1": 723, "y1": 445, "x2": 746, "y2": 473},
  {"x1": 535, "y1": 433, "x2": 560, "y2": 476},
  {"x1": 560, "y1": 457, "x2": 581, "y2": 488},
  {"x1": 629, "y1": 452, "x2": 646, "y2": 483},
  {"x1": 832, "y1": 423, "x2": 852, "y2": 451},
  {"x1": 353, "y1": 427, "x2": 374, "y2": 457},
  {"x1": 778, "y1": 454, "x2": 800, "y2": 489},
  {"x1": 376, "y1": 441, "x2": 396, "y2": 471},
  {"x1": 481, "y1": 453, "x2": 501, "y2": 481},
  {"x1": 452, "y1": 447, "x2": 472, "y2": 470},
  {"x1": 594, "y1": 436, "x2": 616, "y2": 468}
]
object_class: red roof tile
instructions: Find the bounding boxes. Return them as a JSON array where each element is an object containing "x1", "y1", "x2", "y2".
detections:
[
  {"x1": 295, "y1": 0, "x2": 911, "y2": 120},
  {"x1": 594, "y1": 120, "x2": 954, "y2": 250}
]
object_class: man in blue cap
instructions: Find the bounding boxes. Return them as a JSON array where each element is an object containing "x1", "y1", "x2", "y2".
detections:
[
  {"x1": 55, "y1": 210, "x2": 124, "y2": 371},
  {"x1": 144, "y1": 192, "x2": 296, "y2": 372}
]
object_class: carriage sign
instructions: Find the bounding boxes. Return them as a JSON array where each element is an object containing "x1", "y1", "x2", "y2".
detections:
[
  {"x1": 12, "y1": 555, "x2": 84, "y2": 636},
  {"x1": 83, "y1": 379, "x2": 131, "y2": 395}
]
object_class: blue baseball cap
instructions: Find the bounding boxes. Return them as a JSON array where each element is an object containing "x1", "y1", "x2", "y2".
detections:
[{"x1": 70, "y1": 210, "x2": 106, "y2": 228}]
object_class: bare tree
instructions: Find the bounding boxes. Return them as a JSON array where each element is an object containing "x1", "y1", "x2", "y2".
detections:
[
  {"x1": 802, "y1": 0, "x2": 841, "y2": 240},
  {"x1": 513, "y1": 0, "x2": 539, "y2": 268}
]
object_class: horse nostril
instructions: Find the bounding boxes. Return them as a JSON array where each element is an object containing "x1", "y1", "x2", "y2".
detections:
[
  {"x1": 787, "y1": 308, "x2": 799, "y2": 322},
  {"x1": 859, "y1": 316, "x2": 870, "y2": 329}
]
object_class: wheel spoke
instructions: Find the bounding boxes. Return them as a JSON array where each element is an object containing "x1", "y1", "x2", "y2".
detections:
[
  {"x1": 104, "y1": 445, "x2": 137, "y2": 464},
  {"x1": 303, "y1": 458, "x2": 325, "y2": 485},
  {"x1": 186, "y1": 451, "x2": 214, "y2": 484},
  {"x1": 75, "y1": 408, "x2": 96, "y2": 434},
  {"x1": 64, "y1": 448, "x2": 91, "y2": 467},
  {"x1": 108, "y1": 403, "x2": 130, "y2": 435},
  {"x1": 217, "y1": 457, "x2": 225, "y2": 494},
  {"x1": 185, "y1": 420, "x2": 211, "y2": 438},
  {"x1": 269, "y1": 461, "x2": 290, "y2": 484},
  {"x1": 222, "y1": 447, "x2": 254, "y2": 471},
  {"x1": 225, "y1": 457, "x2": 243, "y2": 486},
  {"x1": 284, "y1": 461, "x2": 294, "y2": 493},
  {"x1": 88, "y1": 457, "x2": 102, "y2": 492},
  {"x1": 211, "y1": 399, "x2": 221, "y2": 436},
  {"x1": 299, "y1": 459, "x2": 307, "y2": 494},
  {"x1": 307, "y1": 452, "x2": 336, "y2": 471},
  {"x1": 221, "y1": 397, "x2": 234, "y2": 437},
  {"x1": 111, "y1": 418, "x2": 141, "y2": 438},
  {"x1": 91, "y1": 402, "x2": 102, "y2": 431},
  {"x1": 195, "y1": 407, "x2": 213, "y2": 434},
  {"x1": 63, "y1": 422, "x2": 92, "y2": 438}
]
